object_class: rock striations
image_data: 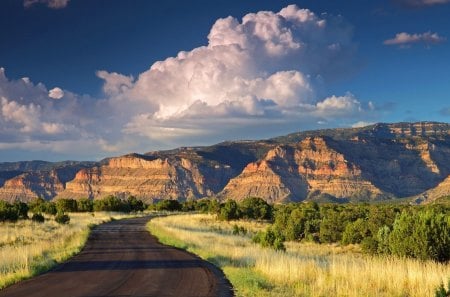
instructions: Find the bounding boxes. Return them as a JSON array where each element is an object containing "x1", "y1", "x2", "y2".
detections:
[
  {"x1": 56, "y1": 152, "x2": 237, "y2": 202},
  {"x1": 1, "y1": 122, "x2": 450, "y2": 203}
]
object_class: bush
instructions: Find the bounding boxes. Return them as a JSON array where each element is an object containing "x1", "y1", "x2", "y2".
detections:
[
  {"x1": 55, "y1": 213, "x2": 70, "y2": 224},
  {"x1": 77, "y1": 198, "x2": 94, "y2": 212},
  {"x1": 29, "y1": 198, "x2": 57, "y2": 215},
  {"x1": 218, "y1": 200, "x2": 240, "y2": 221},
  {"x1": 239, "y1": 197, "x2": 273, "y2": 220},
  {"x1": 13, "y1": 202, "x2": 29, "y2": 219},
  {"x1": 232, "y1": 224, "x2": 247, "y2": 235},
  {"x1": 341, "y1": 218, "x2": 370, "y2": 245},
  {"x1": 319, "y1": 207, "x2": 345, "y2": 243},
  {"x1": 252, "y1": 228, "x2": 285, "y2": 251},
  {"x1": 154, "y1": 199, "x2": 182, "y2": 211},
  {"x1": 0, "y1": 200, "x2": 18, "y2": 222},
  {"x1": 94, "y1": 195, "x2": 131, "y2": 212},
  {"x1": 388, "y1": 210, "x2": 450, "y2": 262},
  {"x1": 435, "y1": 279, "x2": 450, "y2": 297},
  {"x1": 31, "y1": 213, "x2": 45, "y2": 223},
  {"x1": 127, "y1": 196, "x2": 145, "y2": 212},
  {"x1": 56, "y1": 199, "x2": 78, "y2": 213}
]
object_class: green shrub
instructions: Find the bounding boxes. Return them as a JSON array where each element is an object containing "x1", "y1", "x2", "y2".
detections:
[
  {"x1": 434, "y1": 279, "x2": 450, "y2": 297},
  {"x1": 154, "y1": 199, "x2": 182, "y2": 211},
  {"x1": 388, "y1": 210, "x2": 450, "y2": 262},
  {"x1": 93, "y1": 195, "x2": 131, "y2": 212},
  {"x1": 127, "y1": 196, "x2": 145, "y2": 212},
  {"x1": 29, "y1": 198, "x2": 57, "y2": 215},
  {"x1": 77, "y1": 198, "x2": 94, "y2": 212},
  {"x1": 56, "y1": 198, "x2": 78, "y2": 213},
  {"x1": 218, "y1": 200, "x2": 240, "y2": 221},
  {"x1": 0, "y1": 200, "x2": 18, "y2": 222},
  {"x1": 239, "y1": 197, "x2": 273, "y2": 220},
  {"x1": 31, "y1": 213, "x2": 45, "y2": 223},
  {"x1": 55, "y1": 213, "x2": 70, "y2": 224},
  {"x1": 252, "y1": 228, "x2": 285, "y2": 251},
  {"x1": 341, "y1": 218, "x2": 370, "y2": 245},
  {"x1": 232, "y1": 224, "x2": 247, "y2": 235}
]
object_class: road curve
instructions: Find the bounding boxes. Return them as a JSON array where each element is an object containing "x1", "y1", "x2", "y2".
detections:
[{"x1": 0, "y1": 216, "x2": 233, "y2": 297}]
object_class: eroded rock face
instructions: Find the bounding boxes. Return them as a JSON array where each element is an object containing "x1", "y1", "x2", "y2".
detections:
[
  {"x1": 57, "y1": 153, "x2": 236, "y2": 202},
  {"x1": 220, "y1": 145, "x2": 308, "y2": 203},
  {"x1": 422, "y1": 175, "x2": 450, "y2": 202},
  {"x1": 1, "y1": 122, "x2": 450, "y2": 204},
  {"x1": 220, "y1": 137, "x2": 385, "y2": 203},
  {"x1": 0, "y1": 170, "x2": 65, "y2": 202}
]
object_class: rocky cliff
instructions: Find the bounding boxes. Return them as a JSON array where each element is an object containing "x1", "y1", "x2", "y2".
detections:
[
  {"x1": 220, "y1": 137, "x2": 386, "y2": 203},
  {"x1": 57, "y1": 152, "x2": 238, "y2": 202},
  {"x1": 1, "y1": 122, "x2": 450, "y2": 203},
  {"x1": 0, "y1": 167, "x2": 81, "y2": 203}
]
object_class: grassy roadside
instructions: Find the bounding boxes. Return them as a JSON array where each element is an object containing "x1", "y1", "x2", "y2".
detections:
[
  {"x1": 148, "y1": 213, "x2": 450, "y2": 297},
  {"x1": 0, "y1": 212, "x2": 143, "y2": 289},
  {"x1": 147, "y1": 214, "x2": 298, "y2": 297}
]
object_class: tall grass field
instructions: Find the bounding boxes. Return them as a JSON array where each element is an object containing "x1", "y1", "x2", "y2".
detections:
[
  {"x1": 0, "y1": 212, "x2": 139, "y2": 289},
  {"x1": 148, "y1": 213, "x2": 450, "y2": 297}
]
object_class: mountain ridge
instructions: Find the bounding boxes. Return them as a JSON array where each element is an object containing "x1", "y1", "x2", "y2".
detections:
[{"x1": 1, "y1": 121, "x2": 449, "y2": 204}]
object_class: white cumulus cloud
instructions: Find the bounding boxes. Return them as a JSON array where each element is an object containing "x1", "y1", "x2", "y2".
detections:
[
  {"x1": 48, "y1": 87, "x2": 64, "y2": 99},
  {"x1": 384, "y1": 32, "x2": 446, "y2": 47},
  {"x1": 0, "y1": 5, "x2": 379, "y2": 159}
]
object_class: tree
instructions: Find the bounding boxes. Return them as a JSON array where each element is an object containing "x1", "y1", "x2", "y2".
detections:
[
  {"x1": 319, "y1": 206, "x2": 345, "y2": 243},
  {"x1": 94, "y1": 195, "x2": 130, "y2": 212},
  {"x1": 252, "y1": 227, "x2": 285, "y2": 251},
  {"x1": 77, "y1": 198, "x2": 93, "y2": 212},
  {"x1": 55, "y1": 212, "x2": 70, "y2": 224},
  {"x1": 388, "y1": 210, "x2": 450, "y2": 262},
  {"x1": 127, "y1": 196, "x2": 145, "y2": 212},
  {"x1": 56, "y1": 199, "x2": 78, "y2": 213},
  {"x1": 154, "y1": 199, "x2": 181, "y2": 211},
  {"x1": 0, "y1": 201, "x2": 18, "y2": 222},
  {"x1": 13, "y1": 201, "x2": 29, "y2": 219},
  {"x1": 239, "y1": 197, "x2": 273, "y2": 220},
  {"x1": 218, "y1": 200, "x2": 240, "y2": 221},
  {"x1": 29, "y1": 198, "x2": 56, "y2": 215},
  {"x1": 341, "y1": 218, "x2": 370, "y2": 245}
]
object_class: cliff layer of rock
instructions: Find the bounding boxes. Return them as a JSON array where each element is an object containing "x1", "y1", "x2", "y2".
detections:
[
  {"x1": 1, "y1": 122, "x2": 450, "y2": 203},
  {"x1": 57, "y1": 153, "x2": 236, "y2": 202},
  {"x1": 220, "y1": 137, "x2": 386, "y2": 203}
]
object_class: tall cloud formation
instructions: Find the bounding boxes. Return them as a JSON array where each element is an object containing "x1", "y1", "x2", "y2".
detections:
[
  {"x1": 0, "y1": 5, "x2": 376, "y2": 159},
  {"x1": 24, "y1": 0, "x2": 70, "y2": 9},
  {"x1": 384, "y1": 31, "x2": 446, "y2": 47}
]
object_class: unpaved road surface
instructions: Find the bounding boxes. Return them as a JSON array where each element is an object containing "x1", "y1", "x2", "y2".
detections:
[{"x1": 0, "y1": 216, "x2": 233, "y2": 297}]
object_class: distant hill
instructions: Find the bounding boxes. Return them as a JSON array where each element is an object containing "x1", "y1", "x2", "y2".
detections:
[{"x1": 1, "y1": 122, "x2": 450, "y2": 204}]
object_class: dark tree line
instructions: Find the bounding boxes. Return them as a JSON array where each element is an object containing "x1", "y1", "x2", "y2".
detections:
[
  {"x1": 241, "y1": 202, "x2": 450, "y2": 262},
  {"x1": 1, "y1": 195, "x2": 146, "y2": 224},
  {"x1": 0, "y1": 200, "x2": 28, "y2": 222}
]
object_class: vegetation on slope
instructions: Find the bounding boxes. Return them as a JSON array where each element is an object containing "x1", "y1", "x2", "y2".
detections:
[{"x1": 149, "y1": 213, "x2": 450, "y2": 297}]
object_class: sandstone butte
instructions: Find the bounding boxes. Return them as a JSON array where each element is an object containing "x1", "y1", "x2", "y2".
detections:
[{"x1": 1, "y1": 121, "x2": 450, "y2": 204}]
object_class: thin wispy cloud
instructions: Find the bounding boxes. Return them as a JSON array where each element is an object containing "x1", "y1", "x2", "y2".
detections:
[
  {"x1": 384, "y1": 31, "x2": 446, "y2": 47},
  {"x1": 394, "y1": 0, "x2": 450, "y2": 7},
  {"x1": 24, "y1": 0, "x2": 70, "y2": 9}
]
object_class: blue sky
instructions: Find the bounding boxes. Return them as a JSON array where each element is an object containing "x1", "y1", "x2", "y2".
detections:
[{"x1": 0, "y1": 0, "x2": 449, "y2": 161}]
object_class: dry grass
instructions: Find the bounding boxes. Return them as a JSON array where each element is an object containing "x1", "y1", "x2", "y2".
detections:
[
  {"x1": 149, "y1": 213, "x2": 450, "y2": 297},
  {"x1": 0, "y1": 212, "x2": 141, "y2": 289}
]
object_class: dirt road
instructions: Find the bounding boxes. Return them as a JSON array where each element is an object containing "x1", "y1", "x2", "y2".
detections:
[{"x1": 0, "y1": 216, "x2": 233, "y2": 297}]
